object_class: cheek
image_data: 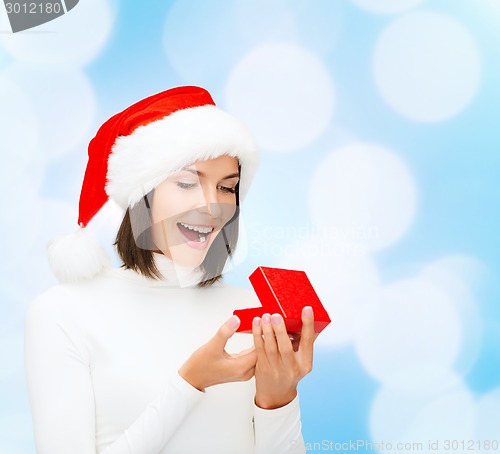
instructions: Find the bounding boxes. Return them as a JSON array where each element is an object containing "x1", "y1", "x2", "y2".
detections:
[
  {"x1": 151, "y1": 188, "x2": 185, "y2": 222},
  {"x1": 223, "y1": 199, "x2": 238, "y2": 221}
]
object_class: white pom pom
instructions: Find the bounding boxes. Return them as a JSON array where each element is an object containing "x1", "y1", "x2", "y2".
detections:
[{"x1": 47, "y1": 228, "x2": 111, "y2": 283}]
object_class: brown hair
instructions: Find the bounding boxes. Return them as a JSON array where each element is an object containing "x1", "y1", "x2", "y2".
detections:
[{"x1": 114, "y1": 173, "x2": 241, "y2": 288}]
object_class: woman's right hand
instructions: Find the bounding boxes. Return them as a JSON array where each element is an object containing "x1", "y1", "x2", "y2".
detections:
[{"x1": 178, "y1": 315, "x2": 256, "y2": 392}]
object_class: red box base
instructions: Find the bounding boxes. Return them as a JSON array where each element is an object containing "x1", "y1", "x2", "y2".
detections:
[{"x1": 233, "y1": 266, "x2": 331, "y2": 335}]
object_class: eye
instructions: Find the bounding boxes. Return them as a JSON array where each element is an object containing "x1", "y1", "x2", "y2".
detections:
[
  {"x1": 176, "y1": 182, "x2": 197, "y2": 190},
  {"x1": 217, "y1": 185, "x2": 236, "y2": 194}
]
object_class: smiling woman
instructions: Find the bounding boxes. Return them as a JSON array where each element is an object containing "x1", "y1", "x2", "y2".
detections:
[
  {"x1": 150, "y1": 157, "x2": 240, "y2": 267},
  {"x1": 24, "y1": 86, "x2": 314, "y2": 453},
  {"x1": 118, "y1": 155, "x2": 242, "y2": 284}
]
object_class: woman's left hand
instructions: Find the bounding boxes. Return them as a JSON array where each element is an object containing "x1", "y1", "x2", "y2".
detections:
[{"x1": 252, "y1": 306, "x2": 317, "y2": 409}]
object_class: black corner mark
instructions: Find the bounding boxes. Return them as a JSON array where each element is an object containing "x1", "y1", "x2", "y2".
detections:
[{"x1": 4, "y1": 0, "x2": 80, "y2": 33}]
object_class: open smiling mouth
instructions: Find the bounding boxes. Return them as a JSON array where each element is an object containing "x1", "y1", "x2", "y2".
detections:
[{"x1": 177, "y1": 222, "x2": 215, "y2": 248}]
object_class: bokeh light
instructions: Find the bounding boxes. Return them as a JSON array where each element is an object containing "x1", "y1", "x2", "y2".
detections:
[
  {"x1": 374, "y1": 12, "x2": 481, "y2": 122},
  {"x1": 0, "y1": 328, "x2": 24, "y2": 381},
  {"x1": 225, "y1": 43, "x2": 335, "y2": 152},
  {"x1": 370, "y1": 372, "x2": 475, "y2": 452},
  {"x1": 475, "y1": 387, "x2": 500, "y2": 439},
  {"x1": 278, "y1": 236, "x2": 380, "y2": 346},
  {"x1": 0, "y1": 75, "x2": 40, "y2": 188},
  {"x1": 355, "y1": 278, "x2": 462, "y2": 384},
  {"x1": 308, "y1": 143, "x2": 418, "y2": 252},
  {"x1": 4, "y1": 64, "x2": 96, "y2": 160},
  {"x1": 0, "y1": 0, "x2": 115, "y2": 68},
  {"x1": 420, "y1": 256, "x2": 484, "y2": 375},
  {"x1": 0, "y1": 175, "x2": 44, "y2": 262},
  {"x1": 1, "y1": 1, "x2": 498, "y2": 450},
  {"x1": 351, "y1": 0, "x2": 424, "y2": 15}
]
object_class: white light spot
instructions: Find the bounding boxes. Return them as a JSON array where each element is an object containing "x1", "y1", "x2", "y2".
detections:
[
  {"x1": 0, "y1": 176, "x2": 43, "y2": 260},
  {"x1": 163, "y1": 0, "x2": 243, "y2": 83},
  {"x1": 420, "y1": 255, "x2": 487, "y2": 289},
  {"x1": 420, "y1": 255, "x2": 485, "y2": 375},
  {"x1": 225, "y1": 43, "x2": 334, "y2": 152},
  {"x1": 355, "y1": 278, "x2": 462, "y2": 384},
  {"x1": 0, "y1": 285, "x2": 25, "y2": 328},
  {"x1": 278, "y1": 235, "x2": 380, "y2": 346},
  {"x1": 0, "y1": 411, "x2": 33, "y2": 450},
  {"x1": 2, "y1": 254, "x2": 58, "y2": 304},
  {"x1": 476, "y1": 387, "x2": 500, "y2": 439},
  {"x1": 351, "y1": 0, "x2": 424, "y2": 15},
  {"x1": 0, "y1": 76, "x2": 40, "y2": 188},
  {"x1": 0, "y1": 330, "x2": 24, "y2": 380},
  {"x1": 234, "y1": 0, "x2": 343, "y2": 56},
  {"x1": 0, "y1": 0, "x2": 115, "y2": 68},
  {"x1": 381, "y1": 365, "x2": 464, "y2": 396},
  {"x1": 0, "y1": 42, "x2": 10, "y2": 69},
  {"x1": 370, "y1": 374, "x2": 475, "y2": 451},
  {"x1": 164, "y1": 0, "x2": 342, "y2": 84},
  {"x1": 374, "y1": 12, "x2": 481, "y2": 122},
  {"x1": 234, "y1": 0, "x2": 298, "y2": 47},
  {"x1": 404, "y1": 391, "x2": 476, "y2": 447},
  {"x1": 36, "y1": 198, "x2": 79, "y2": 247},
  {"x1": 0, "y1": 445, "x2": 16, "y2": 454},
  {"x1": 309, "y1": 144, "x2": 417, "y2": 252},
  {"x1": 4, "y1": 64, "x2": 96, "y2": 160},
  {"x1": 292, "y1": 0, "x2": 343, "y2": 56}
]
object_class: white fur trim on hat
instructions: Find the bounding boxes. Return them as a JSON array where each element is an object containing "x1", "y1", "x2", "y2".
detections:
[
  {"x1": 106, "y1": 105, "x2": 259, "y2": 208},
  {"x1": 47, "y1": 229, "x2": 111, "y2": 283}
]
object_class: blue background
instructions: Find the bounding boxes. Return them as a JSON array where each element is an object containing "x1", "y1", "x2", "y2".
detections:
[{"x1": 1, "y1": 0, "x2": 499, "y2": 452}]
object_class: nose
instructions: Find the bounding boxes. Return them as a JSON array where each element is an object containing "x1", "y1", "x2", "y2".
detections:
[{"x1": 200, "y1": 186, "x2": 222, "y2": 219}]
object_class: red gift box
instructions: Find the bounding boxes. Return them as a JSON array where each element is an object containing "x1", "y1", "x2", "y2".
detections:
[{"x1": 233, "y1": 266, "x2": 331, "y2": 334}]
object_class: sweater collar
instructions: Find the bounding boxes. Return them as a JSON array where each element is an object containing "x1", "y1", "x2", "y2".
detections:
[{"x1": 150, "y1": 252, "x2": 204, "y2": 288}]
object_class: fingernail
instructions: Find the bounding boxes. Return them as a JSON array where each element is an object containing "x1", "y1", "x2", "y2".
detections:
[
  {"x1": 271, "y1": 313, "x2": 282, "y2": 326},
  {"x1": 228, "y1": 315, "x2": 240, "y2": 330},
  {"x1": 253, "y1": 317, "x2": 261, "y2": 328},
  {"x1": 262, "y1": 313, "x2": 271, "y2": 325},
  {"x1": 303, "y1": 306, "x2": 313, "y2": 317}
]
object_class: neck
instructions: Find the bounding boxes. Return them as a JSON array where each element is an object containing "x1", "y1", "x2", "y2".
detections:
[{"x1": 152, "y1": 252, "x2": 204, "y2": 288}]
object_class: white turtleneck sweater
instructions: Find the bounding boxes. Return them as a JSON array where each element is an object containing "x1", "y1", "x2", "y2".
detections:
[{"x1": 24, "y1": 254, "x2": 306, "y2": 454}]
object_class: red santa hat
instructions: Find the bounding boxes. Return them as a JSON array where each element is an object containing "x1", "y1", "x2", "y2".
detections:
[{"x1": 48, "y1": 86, "x2": 259, "y2": 283}]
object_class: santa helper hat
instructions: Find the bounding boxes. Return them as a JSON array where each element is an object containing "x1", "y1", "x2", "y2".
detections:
[{"x1": 48, "y1": 86, "x2": 259, "y2": 283}]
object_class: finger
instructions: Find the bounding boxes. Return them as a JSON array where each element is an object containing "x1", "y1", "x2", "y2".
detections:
[
  {"x1": 252, "y1": 317, "x2": 267, "y2": 362},
  {"x1": 261, "y1": 313, "x2": 279, "y2": 365},
  {"x1": 298, "y1": 306, "x2": 315, "y2": 360},
  {"x1": 271, "y1": 313, "x2": 294, "y2": 364},
  {"x1": 212, "y1": 315, "x2": 240, "y2": 350}
]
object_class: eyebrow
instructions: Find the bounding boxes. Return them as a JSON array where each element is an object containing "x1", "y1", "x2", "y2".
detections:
[{"x1": 181, "y1": 167, "x2": 240, "y2": 180}]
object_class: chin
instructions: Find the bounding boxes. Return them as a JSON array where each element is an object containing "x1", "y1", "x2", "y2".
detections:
[
  {"x1": 169, "y1": 248, "x2": 207, "y2": 269},
  {"x1": 168, "y1": 230, "x2": 221, "y2": 269}
]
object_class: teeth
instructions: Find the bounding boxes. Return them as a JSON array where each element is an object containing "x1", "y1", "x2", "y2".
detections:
[{"x1": 179, "y1": 222, "x2": 213, "y2": 234}]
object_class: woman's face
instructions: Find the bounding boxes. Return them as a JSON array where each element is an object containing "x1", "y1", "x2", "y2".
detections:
[{"x1": 150, "y1": 155, "x2": 240, "y2": 268}]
